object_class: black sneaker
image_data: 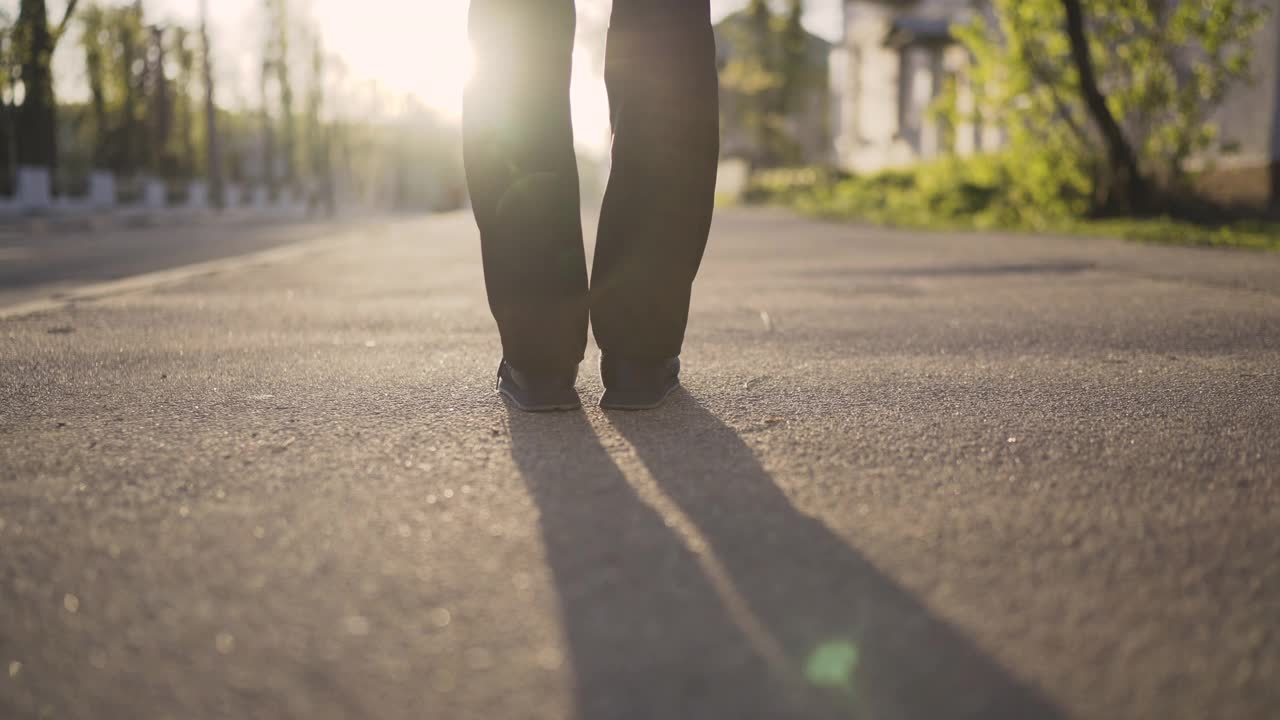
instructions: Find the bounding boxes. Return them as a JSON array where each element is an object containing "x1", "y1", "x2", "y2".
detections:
[
  {"x1": 496, "y1": 360, "x2": 581, "y2": 412},
  {"x1": 599, "y1": 355, "x2": 681, "y2": 411}
]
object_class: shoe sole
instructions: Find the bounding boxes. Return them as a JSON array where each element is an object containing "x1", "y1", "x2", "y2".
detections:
[
  {"x1": 598, "y1": 382, "x2": 679, "y2": 411},
  {"x1": 498, "y1": 387, "x2": 582, "y2": 413}
]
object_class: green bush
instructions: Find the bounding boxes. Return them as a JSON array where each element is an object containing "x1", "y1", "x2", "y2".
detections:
[
  {"x1": 775, "y1": 153, "x2": 1090, "y2": 231},
  {"x1": 942, "y1": 0, "x2": 1268, "y2": 212},
  {"x1": 741, "y1": 157, "x2": 1280, "y2": 251},
  {"x1": 743, "y1": 166, "x2": 848, "y2": 205}
]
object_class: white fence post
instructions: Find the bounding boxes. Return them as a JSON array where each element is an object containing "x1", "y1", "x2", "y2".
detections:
[
  {"x1": 142, "y1": 178, "x2": 167, "y2": 211},
  {"x1": 716, "y1": 159, "x2": 750, "y2": 200},
  {"x1": 187, "y1": 181, "x2": 209, "y2": 210},
  {"x1": 16, "y1": 166, "x2": 53, "y2": 212},
  {"x1": 88, "y1": 171, "x2": 117, "y2": 210}
]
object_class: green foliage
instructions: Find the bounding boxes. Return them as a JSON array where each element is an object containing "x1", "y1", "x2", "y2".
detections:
[
  {"x1": 741, "y1": 1, "x2": 1276, "y2": 247},
  {"x1": 745, "y1": 157, "x2": 1280, "y2": 250},
  {"x1": 75, "y1": 2, "x2": 156, "y2": 176},
  {"x1": 718, "y1": 0, "x2": 822, "y2": 168},
  {"x1": 264, "y1": 0, "x2": 297, "y2": 185},
  {"x1": 744, "y1": 165, "x2": 848, "y2": 205},
  {"x1": 779, "y1": 0, "x2": 810, "y2": 109},
  {"x1": 943, "y1": 0, "x2": 1268, "y2": 209},
  {"x1": 71, "y1": 0, "x2": 303, "y2": 188},
  {"x1": 720, "y1": 0, "x2": 781, "y2": 166},
  {"x1": 169, "y1": 26, "x2": 200, "y2": 178},
  {"x1": 783, "y1": 154, "x2": 1068, "y2": 230}
]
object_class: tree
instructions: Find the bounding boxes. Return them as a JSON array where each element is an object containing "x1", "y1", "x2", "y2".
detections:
[
  {"x1": 115, "y1": 1, "x2": 144, "y2": 177},
  {"x1": 776, "y1": 0, "x2": 818, "y2": 165},
  {"x1": 259, "y1": 0, "x2": 295, "y2": 189},
  {"x1": 949, "y1": 0, "x2": 1267, "y2": 217},
  {"x1": 1061, "y1": 0, "x2": 1148, "y2": 213},
  {"x1": 77, "y1": 1, "x2": 183, "y2": 179},
  {"x1": 199, "y1": 0, "x2": 222, "y2": 207},
  {"x1": 779, "y1": 0, "x2": 809, "y2": 110},
  {"x1": 272, "y1": 0, "x2": 295, "y2": 187},
  {"x1": 1, "y1": 8, "x2": 22, "y2": 184},
  {"x1": 145, "y1": 24, "x2": 172, "y2": 176},
  {"x1": 79, "y1": 3, "x2": 109, "y2": 166},
  {"x1": 746, "y1": 0, "x2": 772, "y2": 58},
  {"x1": 304, "y1": 29, "x2": 333, "y2": 214},
  {"x1": 718, "y1": 0, "x2": 818, "y2": 168},
  {"x1": 170, "y1": 25, "x2": 197, "y2": 178},
  {"x1": 259, "y1": 43, "x2": 275, "y2": 188},
  {"x1": 741, "y1": 0, "x2": 778, "y2": 166},
  {"x1": 14, "y1": 0, "x2": 81, "y2": 168}
]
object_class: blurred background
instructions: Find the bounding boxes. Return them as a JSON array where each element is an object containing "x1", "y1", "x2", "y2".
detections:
[
  {"x1": 0, "y1": 0, "x2": 839, "y2": 218},
  {"x1": 0, "y1": 0, "x2": 1277, "y2": 243}
]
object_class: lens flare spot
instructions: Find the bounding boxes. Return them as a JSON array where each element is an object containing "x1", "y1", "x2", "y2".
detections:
[{"x1": 805, "y1": 641, "x2": 860, "y2": 689}]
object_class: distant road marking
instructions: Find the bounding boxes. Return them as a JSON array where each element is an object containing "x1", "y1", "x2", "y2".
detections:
[{"x1": 0, "y1": 232, "x2": 349, "y2": 321}]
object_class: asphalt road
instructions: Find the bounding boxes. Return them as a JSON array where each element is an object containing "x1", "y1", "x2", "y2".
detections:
[
  {"x1": 1, "y1": 210, "x2": 1277, "y2": 720},
  {"x1": 0, "y1": 216, "x2": 343, "y2": 309}
]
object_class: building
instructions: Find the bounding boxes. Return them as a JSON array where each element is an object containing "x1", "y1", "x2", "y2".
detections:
[
  {"x1": 1200, "y1": 0, "x2": 1280, "y2": 209},
  {"x1": 829, "y1": 0, "x2": 983, "y2": 173},
  {"x1": 829, "y1": 0, "x2": 1280, "y2": 208}
]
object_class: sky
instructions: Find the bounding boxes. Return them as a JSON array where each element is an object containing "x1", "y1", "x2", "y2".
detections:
[{"x1": 21, "y1": 0, "x2": 843, "y2": 151}]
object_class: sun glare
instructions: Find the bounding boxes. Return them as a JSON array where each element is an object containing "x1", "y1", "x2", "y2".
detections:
[
  {"x1": 417, "y1": 36, "x2": 475, "y2": 119},
  {"x1": 143, "y1": 0, "x2": 612, "y2": 150},
  {"x1": 318, "y1": 1, "x2": 608, "y2": 149},
  {"x1": 316, "y1": 1, "x2": 472, "y2": 119}
]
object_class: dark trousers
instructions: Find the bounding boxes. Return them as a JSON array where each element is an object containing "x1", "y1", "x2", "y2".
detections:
[{"x1": 465, "y1": 0, "x2": 720, "y2": 373}]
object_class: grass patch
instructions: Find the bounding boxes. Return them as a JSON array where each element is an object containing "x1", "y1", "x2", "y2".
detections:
[
  {"x1": 1068, "y1": 217, "x2": 1280, "y2": 251},
  {"x1": 745, "y1": 157, "x2": 1280, "y2": 251}
]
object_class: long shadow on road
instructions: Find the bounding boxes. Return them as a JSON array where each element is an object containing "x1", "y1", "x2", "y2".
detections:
[
  {"x1": 509, "y1": 411, "x2": 793, "y2": 719},
  {"x1": 510, "y1": 395, "x2": 1061, "y2": 719}
]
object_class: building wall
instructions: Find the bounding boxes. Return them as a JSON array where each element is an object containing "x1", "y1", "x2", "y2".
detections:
[
  {"x1": 1199, "y1": 0, "x2": 1280, "y2": 207},
  {"x1": 1212, "y1": 0, "x2": 1280, "y2": 167},
  {"x1": 834, "y1": 0, "x2": 976, "y2": 172},
  {"x1": 834, "y1": 2, "x2": 906, "y2": 171}
]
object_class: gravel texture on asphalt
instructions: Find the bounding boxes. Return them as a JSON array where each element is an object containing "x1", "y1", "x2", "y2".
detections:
[{"x1": 1, "y1": 210, "x2": 1277, "y2": 719}]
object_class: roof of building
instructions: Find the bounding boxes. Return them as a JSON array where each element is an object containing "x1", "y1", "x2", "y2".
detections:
[{"x1": 884, "y1": 16, "x2": 954, "y2": 48}]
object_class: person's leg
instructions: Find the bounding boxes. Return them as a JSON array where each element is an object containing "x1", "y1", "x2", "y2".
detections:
[
  {"x1": 591, "y1": 0, "x2": 720, "y2": 364},
  {"x1": 465, "y1": 0, "x2": 587, "y2": 375}
]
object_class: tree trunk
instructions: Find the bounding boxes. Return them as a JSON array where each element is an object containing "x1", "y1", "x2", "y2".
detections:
[
  {"x1": 199, "y1": 0, "x2": 223, "y2": 208},
  {"x1": 1271, "y1": 17, "x2": 1280, "y2": 210},
  {"x1": 260, "y1": 57, "x2": 275, "y2": 191},
  {"x1": 273, "y1": 0, "x2": 295, "y2": 187},
  {"x1": 119, "y1": 18, "x2": 140, "y2": 176},
  {"x1": 15, "y1": 0, "x2": 79, "y2": 170},
  {"x1": 746, "y1": 0, "x2": 775, "y2": 169},
  {"x1": 1, "y1": 69, "x2": 16, "y2": 189},
  {"x1": 16, "y1": 0, "x2": 57, "y2": 168},
  {"x1": 147, "y1": 25, "x2": 172, "y2": 177},
  {"x1": 306, "y1": 36, "x2": 333, "y2": 215},
  {"x1": 1060, "y1": 0, "x2": 1148, "y2": 214},
  {"x1": 173, "y1": 29, "x2": 196, "y2": 178},
  {"x1": 85, "y1": 33, "x2": 110, "y2": 167}
]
